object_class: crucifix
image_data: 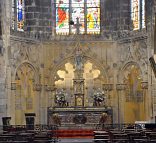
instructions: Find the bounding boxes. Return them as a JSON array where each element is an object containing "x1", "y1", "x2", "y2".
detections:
[{"x1": 74, "y1": 17, "x2": 82, "y2": 35}]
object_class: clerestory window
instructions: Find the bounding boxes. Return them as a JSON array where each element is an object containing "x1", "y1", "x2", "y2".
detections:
[
  {"x1": 131, "y1": 0, "x2": 145, "y2": 30},
  {"x1": 55, "y1": 0, "x2": 100, "y2": 35},
  {"x1": 12, "y1": 0, "x2": 25, "y2": 31}
]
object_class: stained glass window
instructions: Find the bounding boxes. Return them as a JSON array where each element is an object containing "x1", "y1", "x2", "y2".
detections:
[
  {"x1": 55, "y1": 0, "x2": 100, "y2": 35},
  {"x1": 131, "y1": 0, "x2": 145, "y2": 30},
  {"x1": 12, "y1": 0, "x2": 25, "y2": 31},
  {"x1": 17, "y1": 0, "x2": 24, "y2": 31},
  {"x1": 56, "y1": 0, "x2": 69, "y2": 34},
  {"x1": 71, "y1": 0, "x2": 84, "y2": 34},
  {"x1": 141, "y1": 0, "x2": 145, "y2": 29},
  {"x1": 87, "y1": 0, "x2": 100, "y2": 34}
]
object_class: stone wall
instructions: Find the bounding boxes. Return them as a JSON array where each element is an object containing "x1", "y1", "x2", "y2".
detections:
[
  {"x1": 150, "y1": 0, "x2": 156, "y2": 122},
  {"x1": 25, "y1": 0, "x2": 52, "y2": 36},
  {"x1": 0, "y1": 0, "x2": 11, "y2": 125},
  {"x1": 102, "y1": 0, "x2": 130, "y2": 33}
]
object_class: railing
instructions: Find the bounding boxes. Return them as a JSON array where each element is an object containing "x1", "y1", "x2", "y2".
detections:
[
  {"x1": 1, "y1": 124, "x2": 58, "y2": 132},
  {"x1": 0, "y1": 125, "x2": 59, "y2": 143},
  {"x1": 96, "y1": 123, "x2": 146, "y2": 131},
  {"x1": 0, "y1": 123, "x2": 147, "y2": 132},
  {"x1": 59, "y1": 123, "x2": 98, "y2": 130},
  {"x1": 56, "y1": 123, "x2": 145, "y2": 130}
]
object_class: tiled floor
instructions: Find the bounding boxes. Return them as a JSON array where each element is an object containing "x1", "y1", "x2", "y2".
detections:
[{"x1": 59, "y1": 138, "x2": 93, "y2": 143}]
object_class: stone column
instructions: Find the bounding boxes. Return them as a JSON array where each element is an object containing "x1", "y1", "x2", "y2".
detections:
[
  {"x1": 147, "y1": 1, "x2": 156, "y2": 122},
  {"x1": 33, "y1": 84, "x2": 42, "y2": 125},
  {"x1": 10, "y1": 82, "x2": 16, "y2": 125},
  {"x1": 116, "y1": 83, "x2": 126, "y2": 126},
  {"x1": 40, "y1": 47, "x2": 47, "y2": 124},
  {"x1": 0, "y1": 0, "x2": 11, "y2": 125},
  {"x1": 103, "y1": 84, "x2": 113, "y2": 107},
  {"x1": 141, "y1": 82, "x2": 149, "y2": 120}
]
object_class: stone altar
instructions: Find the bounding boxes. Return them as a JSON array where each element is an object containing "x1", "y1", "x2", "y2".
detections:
[{"x1": 47, "y1": 107, "x2": 113, "y2": 128}]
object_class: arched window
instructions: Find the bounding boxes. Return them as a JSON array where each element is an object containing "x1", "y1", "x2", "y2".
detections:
[
  {"x1": 131, "y1": 0, "x2": 145, "y2": 30},
  {"x1": 55, "y1": 0, "x2": 100, "y2": 35},
  {"x1": 12, "y1": 0, "x2": 25, "y2": 31}
]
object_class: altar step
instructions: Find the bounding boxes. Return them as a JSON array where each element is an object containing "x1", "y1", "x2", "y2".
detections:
[
  {"x1": 56, "y1": 129, "x2": 94, "y2": 139},
  {"x1": 59, "y1": 138, "x2": 93, "y2": 143}
]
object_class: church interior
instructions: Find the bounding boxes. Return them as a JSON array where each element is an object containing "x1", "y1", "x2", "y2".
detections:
[{"x1": 0, "y1": 0, "x2": 156, "y2": 142}]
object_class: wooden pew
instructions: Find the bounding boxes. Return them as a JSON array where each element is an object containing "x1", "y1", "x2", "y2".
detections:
[
  {"x1": 112, "y1": 133, "x2": 128, "y2": 143},
  {"x1": 93, "y1": 131, "x2": 110, "y2": 143}
]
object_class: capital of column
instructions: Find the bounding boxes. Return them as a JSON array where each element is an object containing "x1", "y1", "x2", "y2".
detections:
[
  {"x1": 103, "y1": 84, "x2": 113, "y2": 91},
  {"x1": 116, "y1": 84, "x2": 127, "y2": 91}
]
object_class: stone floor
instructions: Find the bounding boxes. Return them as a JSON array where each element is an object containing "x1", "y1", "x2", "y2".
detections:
[{"x1": 59, "y1": 138, "x2": 93, "y2": 143}]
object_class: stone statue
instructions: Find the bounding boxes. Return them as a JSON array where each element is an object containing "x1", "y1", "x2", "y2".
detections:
[
  {"x1": 55, "y1": 89, "x2": 68, "y2": 107},
  {"x1": 75, "y1": 49, "x2": 83, "y2": 70},
  {"x1": 99, "y1": 113, "x2": 108, "y2": 129},
  {"x1": 52, "y1": 113, "x2": 61, "y2": 126},
  {"x1": 93, "y1": 89, "x2": 105, "y2": 107}
]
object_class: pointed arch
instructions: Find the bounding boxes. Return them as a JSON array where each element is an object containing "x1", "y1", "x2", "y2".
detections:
[
  {"x1": 117, "y1": 61, "x2": 147, "y2": 123},
  {"x1": 50, "y1": 55, "x2": 109, "y2": 85},
  {"x1": 117, "y1": 61, "x2": 144, "y2": 83},
  {"x1": 14, "y1": 61, "x2": 39, "y2": 82},
  {"x1": 14, "y1": 62, "x2": 38, "y2": 125}
]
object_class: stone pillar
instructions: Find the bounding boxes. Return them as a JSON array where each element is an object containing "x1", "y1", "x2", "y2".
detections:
[
  {"x1": 33, "y1": 84, "x2": 42, "y2": 125},
  {"x1": 10, "y1": 82, "x2": 16, "y2": 125},
  {"x1": 116, "y1": 83, "x2": 126, "y2": 125},
  {"x1": 40, "y1": 48, "x2": 47, "y2": 124},
  {"x1": 0, "y1": 0, "x2": 11, "y2": 125},
  {"x1": 146, "y1": 0, "x2": 156, "y2": 122},
  {"x1": 103, "y1": 84, "x2": 113, "y2": 107},
  {"x1": 141, "y1": 82, "x2": 149, "y2": 120}
]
